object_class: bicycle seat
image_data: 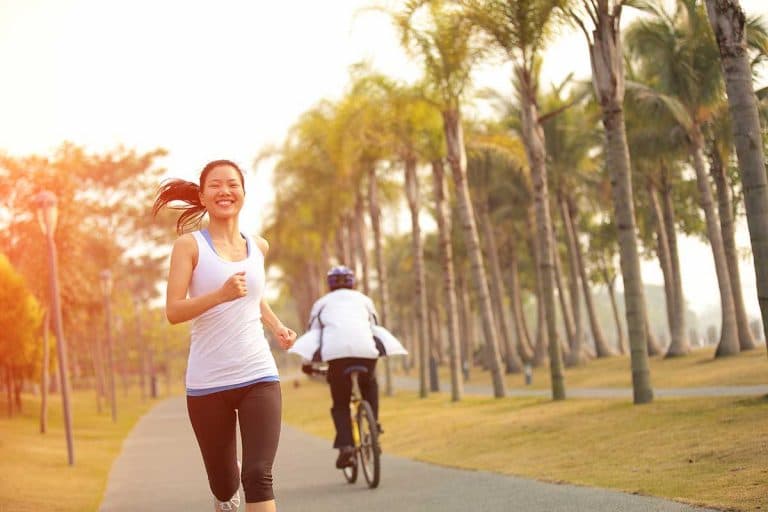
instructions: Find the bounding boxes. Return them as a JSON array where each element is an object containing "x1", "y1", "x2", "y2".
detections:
[{"x1": 343, "y1": 365, "x2": 370, "y2": 376}]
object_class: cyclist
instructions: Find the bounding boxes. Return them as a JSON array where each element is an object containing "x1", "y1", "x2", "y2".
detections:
[{"x1": 303, "y1": 265, "x2": 382, "y2": 469}]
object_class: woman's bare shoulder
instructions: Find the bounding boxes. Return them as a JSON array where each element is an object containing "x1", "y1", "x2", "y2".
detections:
[
  {"x1": 173, "y1": 233, "x2": 197, "y2": 249},
  {"x1": 171, "y1": 233, "x2": 199, "y2": 261},
  {"x1": 255, "y1": 236, "x2": 269, "y2": 256}
]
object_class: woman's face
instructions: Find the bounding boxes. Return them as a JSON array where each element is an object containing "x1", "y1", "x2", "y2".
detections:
[{"x1": 199, "y1": 164, "x2": 245, "y2": 220}]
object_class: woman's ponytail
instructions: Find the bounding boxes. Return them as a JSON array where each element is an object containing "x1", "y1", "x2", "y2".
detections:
[{"x1": 152, "y1": 179, "x2": 207, "y2": 234}]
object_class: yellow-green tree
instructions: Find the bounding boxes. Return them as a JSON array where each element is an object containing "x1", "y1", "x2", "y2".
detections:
[{"x1": 0, "y1": 254, "x2": 43, "y2": 417}]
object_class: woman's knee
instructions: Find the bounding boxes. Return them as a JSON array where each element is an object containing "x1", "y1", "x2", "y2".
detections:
[
  {"x1": 209, "y1": 471, "x2": 239, "y2": 502},
  {"x1": 242, "y1": 459, "x2": 274, "y2": 503}
]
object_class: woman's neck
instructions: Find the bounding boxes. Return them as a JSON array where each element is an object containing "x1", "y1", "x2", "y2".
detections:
[{"x1": 206, "y1": 218, "x2": 241, "y2": 241}]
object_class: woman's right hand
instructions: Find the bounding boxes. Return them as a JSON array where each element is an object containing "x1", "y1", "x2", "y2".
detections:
[{"x1": 219, "y1": 271, "x2": 247, "y2": 302}]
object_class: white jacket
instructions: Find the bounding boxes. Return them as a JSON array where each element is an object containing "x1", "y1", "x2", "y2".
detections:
[{"x1": 307, "y1": 289, "x2": 380, "y2": 361}]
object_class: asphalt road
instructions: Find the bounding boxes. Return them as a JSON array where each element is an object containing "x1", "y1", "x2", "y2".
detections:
[{"x1": 99, "y1": 394, "x2": 719, "y2": 512}]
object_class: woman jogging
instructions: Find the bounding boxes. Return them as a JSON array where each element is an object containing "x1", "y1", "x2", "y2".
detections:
[{"x1": 153, "y1": 159, "x2": 296, "y2": 512}]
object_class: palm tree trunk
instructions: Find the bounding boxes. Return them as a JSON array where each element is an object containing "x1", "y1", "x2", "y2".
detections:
[
  {"x1": 705, "y1": 0, "x2": 768, "y2": 354},
  {"x1": 660, "y1": 166, "x2": 690, "y2": 355},
  {"x1": 404, "y1": 157, "x2": 432, "y2": 398},
  {"x1": 432, "y1": 159, "x2": 464, "y2": 400},
  {"x1": 335, "y1": 214, "x2": 352, "y2": 266},
  {"x1": 478, "y1": 206, "x2": 523, "y2": 373},
  {"x1": 527, "y1": 206, "x2": 549, "y2": 366},
  {"x1": 710, "y1": 144, "x2": 757, "y2": 351},
  {"x1": 354, "y1": 190, "x2": 370, "y2": 295},
  {"x1": 645, "y1": 313, "x2": 664, "y2": 356},
  {"x1": 603, "y1": 268, "x2": 628, "y2": 354},
  {"x1": 457, "y1": 273, "x2": 472, "y2": 379},
  {"x1": 569, "y1": 196, "x2": 614, "y2": 358},
  {"x1": 517, "y1": 72, "x2": 565, "y2": 400},
  {"x1": 559, "y1": 196, "x2": 585, "y2": 365},
  {"x1": 442, "y1": 108, "x2": 506, "y2": 398},
  {"x1": 583, "y1": 3, "x2": 654, "y2": 402},
  {"x1": 506, "y1": 238, "x2": 535, "y2": 362},
  {"x1": 552, "y1": 237, "x2": 574, "y2": 360},
  {"x1": 647, "y1": 178, "x2": 686, "y2": 357},
  {"x1": 428, "y1": 306, "x2": 440, "y2": 391},
  {"x1": 368, "y1": 167, "x2": 394, "y2": 394},
  {"x1": 689, "y1": 130, "x2": 740, "y2": 357}
]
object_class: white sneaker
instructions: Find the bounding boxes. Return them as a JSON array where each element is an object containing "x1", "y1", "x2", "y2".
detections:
[{"x1": 213, "y1": 494, "x2": 240, "y2": 511}]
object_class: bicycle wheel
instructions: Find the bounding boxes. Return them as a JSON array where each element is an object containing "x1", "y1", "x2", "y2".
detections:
[{"x1": 356, "y1": 400, "x2": 380, "y2": 488}]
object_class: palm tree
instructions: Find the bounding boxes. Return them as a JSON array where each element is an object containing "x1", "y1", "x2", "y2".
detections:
[
  {"x1": 622, "y1": 79, "x2": 692, "y2": 357},
  {"x1": 466, "y1": 126, "x2": 528, "y2": 373},
  {"x1": 394, "y1": 0, "x2": 507, "y2": 397},
  {"x1": 363, "y1": 73, "x2": 458, "y2": 398},
  {"x1": 333, "y1": 83, "x2": 398, "y2": 393},
  {"x1": 463, "y1": 0, "x2": 570, "y2": 400},
  {"x1": 540, "y1": 80, "x2": 615, "y2": 362},
  {"x1": 566, "y1": 0, "x2": 654, "y2": 403},
  {"x1": 705, "y1": 0, "x2": 768, "y2": 352},
  {"x1": 625, "y1": 0, "x2": 740, "y2": 357},
  {"x1": 709, "y1": 113, "x2": 759, "y2": 351}
]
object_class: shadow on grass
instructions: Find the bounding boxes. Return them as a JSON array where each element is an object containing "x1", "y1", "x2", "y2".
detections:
[{"x1": 733, "y1": 394, "x2": 768, "y2": 407}]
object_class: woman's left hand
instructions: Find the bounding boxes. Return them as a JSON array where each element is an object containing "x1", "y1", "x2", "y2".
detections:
[{"x1": 276, "y1": 325, "x2": 297, "y2": 349}]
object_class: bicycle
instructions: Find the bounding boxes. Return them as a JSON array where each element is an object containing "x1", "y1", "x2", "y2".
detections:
[
  {"x1": 341, "y1": 366, "x2": 381, "y2": 488},
  {"x1": 305, "y1": 363, "x2": 381, "y2": 489}
]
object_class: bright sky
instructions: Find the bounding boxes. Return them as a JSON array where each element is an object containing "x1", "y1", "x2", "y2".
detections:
[{"x1": 2, "y1": 0, "x2": 767, "y2": 319}]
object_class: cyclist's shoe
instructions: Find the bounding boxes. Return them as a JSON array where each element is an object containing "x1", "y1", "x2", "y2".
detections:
[
  {"x1": 377, "y1": 422, "x2": 384, "y2": 435},
  {"x1": 335, "y1": 445, "x2": 355, "y2": 469}
]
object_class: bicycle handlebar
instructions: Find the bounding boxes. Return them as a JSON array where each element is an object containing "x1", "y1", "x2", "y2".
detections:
[{"x1": 301, "y1": 362, "x2": 328, "y2": 377}]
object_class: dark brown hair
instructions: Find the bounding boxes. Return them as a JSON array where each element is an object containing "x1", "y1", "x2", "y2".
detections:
[{"x1": 152, "y1": 159, "x2": 245, "y2": 234}]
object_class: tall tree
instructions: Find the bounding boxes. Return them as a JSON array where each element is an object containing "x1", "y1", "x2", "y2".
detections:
[
  {"x1": 464, "y1": 0, "x2": 570, "y2": 400},
  {"x1": 623, "y1": 79, "x2": 692, "y2": 356},
  {"x1": 0, "y1": 255, "x2": 43, "y2": 417},
  {"x1": 466, "y1": 129, "x2": 528, "y2": 374},
  {"x1": 625, "y1": 0, "x2": 740, "y2": 356},
  {"x1": 567, "y1": 0, "x2": 654, "y2": 402},
  {"x1": 709, "y1": 127, "x2": 758, "y2": 351},
  {"x1": 705, "y1": 0, "x2": 768, "y2": 353},
  {"x1": 394, "y1": 0, "x2": 507, "y2": 397}
]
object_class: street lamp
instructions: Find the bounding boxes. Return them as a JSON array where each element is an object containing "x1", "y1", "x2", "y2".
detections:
[
  {"x1": 33, "y1": 190, "x2": 75, "y2": 466},
  {"x1": 99, "y1": 269, "x2": 117, "y2": 422}
]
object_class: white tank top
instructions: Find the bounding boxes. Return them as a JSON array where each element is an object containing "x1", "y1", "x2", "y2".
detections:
[{"x1": 185, "y1": 230, "x2": 278, "y2": 392}]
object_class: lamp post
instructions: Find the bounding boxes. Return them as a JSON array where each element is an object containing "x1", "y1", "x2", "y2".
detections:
[
  {"x1": 99, "y1": 269, "x2": 118, "y2": 422},
  {"x1": 33, "y1": 190, "x2": 75, "y2": 466}
]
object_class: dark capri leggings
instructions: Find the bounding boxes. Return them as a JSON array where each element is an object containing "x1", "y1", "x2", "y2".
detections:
[{"x1": 187, "y1": 381, "x2": 281, "y2": 503}]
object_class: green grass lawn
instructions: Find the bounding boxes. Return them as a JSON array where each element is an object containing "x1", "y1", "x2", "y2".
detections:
[
  {"x1": 282, "y1": 379, "x2": 768, "y2": 512},
  {"x1": 407, "y1": 344, "x2": 768, "y2": 391},
  {"x1": 0, "y1": 388, "x2": 159, "y2": 512},
  {"x1": 2, "y1": 346, "x2": 766, "y2": 511}
]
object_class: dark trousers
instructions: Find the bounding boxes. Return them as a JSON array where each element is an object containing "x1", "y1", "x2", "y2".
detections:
[
  {"x1": 187, "y1": 381, "x2": 281, "y2": 503},
  {"x1": 327, "y1": 358, "x2": 378, "y2": 448}
]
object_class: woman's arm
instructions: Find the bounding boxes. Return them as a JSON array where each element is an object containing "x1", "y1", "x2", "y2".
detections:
[
  {"x1": 165, "y1": 235, "x2": 246, "y2": 324},
  {"x1": 256, "y1": 236, "x2": 297, "y2": 348}
]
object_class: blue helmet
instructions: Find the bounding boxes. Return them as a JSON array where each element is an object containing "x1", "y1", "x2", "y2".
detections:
[{"x1": 327, "y1": 265, "x2": 355, "y2": 290}]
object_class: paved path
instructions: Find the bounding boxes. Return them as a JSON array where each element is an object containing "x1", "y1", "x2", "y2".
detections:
[
  {"x1": 99, "y1": 395, "x2": 719, "y2": 512},
  {"x1": 394, "y1": 376, "x2": 768, "y2": 399}
]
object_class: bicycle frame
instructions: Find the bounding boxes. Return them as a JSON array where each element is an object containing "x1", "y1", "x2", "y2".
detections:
[{"x1": 349, "y1": 373, "x2": 362, "y2": 448}]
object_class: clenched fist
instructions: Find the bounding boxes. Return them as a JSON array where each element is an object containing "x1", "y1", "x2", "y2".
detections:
[
  {"x1": 219, "y1": 271, "x2": 247, "y2": 302},
  {"x1": 275, "y1": 324, "x2": 297, "y2": 350}
]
